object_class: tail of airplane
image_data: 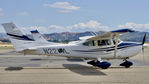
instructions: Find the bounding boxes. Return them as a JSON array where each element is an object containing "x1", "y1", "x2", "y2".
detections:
[
  {"x1": 30, "y1": 30, "x2": 48, "y2": 42},
  {"x1": 30, "y1": 30, "x2": 61, "y2": 45},
  {"x1": 1, "y1": 22, "x2": 35, "y2": 51}
]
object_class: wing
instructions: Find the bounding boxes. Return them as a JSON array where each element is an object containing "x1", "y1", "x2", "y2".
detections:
[
  {"x1": 87, "y1": 29, "x2": 134, "y2": 41},
  {"x1": 87, "y1": 29, "x2": 135, "y2": 57}
]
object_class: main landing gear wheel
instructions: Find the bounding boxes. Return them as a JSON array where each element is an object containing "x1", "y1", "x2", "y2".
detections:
[
  {"x1": 87, "y1": 60, "x2": 111, "y2": 69},
  {"x1": 120, "y1": 60, "x2": 133, "y2": 68}
]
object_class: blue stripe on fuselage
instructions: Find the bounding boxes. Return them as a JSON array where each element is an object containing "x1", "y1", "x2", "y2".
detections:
[
  {"x1": 7, "y1": 33, "x2": 34, "y2": 41},
  {"x1": 73, "y1": 42, "x2": 142, "y2": 52}
]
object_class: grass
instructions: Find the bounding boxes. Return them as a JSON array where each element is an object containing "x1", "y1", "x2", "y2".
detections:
[
  {"x1": 0, "y1": 42, "x2": 13, "y2": 49},
  {"x1": 0, "y1": 46, "x2": 13, "y2": 49}
]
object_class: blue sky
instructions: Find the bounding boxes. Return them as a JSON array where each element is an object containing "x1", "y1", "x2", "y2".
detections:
[{"x1": 0, "y1": 0, "x2": 149, "y2": 34}]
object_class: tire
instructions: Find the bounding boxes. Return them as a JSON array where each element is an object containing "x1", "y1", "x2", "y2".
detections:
[{"x1": 125, "y1": 65, "x2": 130, "y2": 68}]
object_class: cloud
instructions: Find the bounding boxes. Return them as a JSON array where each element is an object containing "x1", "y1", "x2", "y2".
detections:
[
  {"x1": 0, "y1": 8, "x2": 3, "y2": 11},
  {"x1": 58, "y1": 10, "x2": 72, "y2": 13},
  {"x1": 0, "y1": 8, "x2": 4, "y2": 17},
  {"x1": 118, "y1": 22, "x2": 149, "y2": 31},
  {"x1": 50, "y1": 2, "x2": 80, "y2": 10},
  {"x1": 69, "y1": 20, "x2": 109, "y2": 30},
  {"x1": 17, "y1": 11, "x2": 29, "y2": 16},
  {"x1": 48, "y1": 25, "x2": 67, "y2": 32},
  {"x1": 21, "y1": 20, "x2": 109, "y2": 34},
  {"x1": 43, "y1": 2, "x2": 80, "y2": 13},
  {"x1": 48, "y1": 25, "x2": 65, "y2": 30},
  {"x1": 48, "y1": 20, "x2": 109, "y2": 32},
  {"x1": 21, "y1": 25, "x2": 66, "y2": 34},
  {"x1": 0, "y1": 13, "x2": 4, "y2": 17}
]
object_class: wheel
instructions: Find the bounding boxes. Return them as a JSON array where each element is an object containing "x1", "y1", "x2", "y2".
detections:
[
  {"x1": 87, "y1": 60, "x2": 111, "y2": 69},
  {"x1": 120, "y1": 61, "x2": 133, "y2": 68},
  {"x1": 87, "y1": 60, "x2": 100, "y2": 66},
  {"x1": 97, "y1": 61, "x2": 111, "y2": 69},
  {"x1": 125, "y1": 65, "x2": 130, "y2": 68}
]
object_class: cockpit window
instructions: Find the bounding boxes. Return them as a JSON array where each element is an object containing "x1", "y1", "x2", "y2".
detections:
[
  {"x1": 89, "y1": 40, "x2": 96, "y2": 46},
  {"x1": 83, "y1": 40, "x2": 96, "y2": 46},
  {"x1": 83, "y1": 42, "x2": 89, "y2": 46},
  {"x1": 83, "y1": 40, "x2": 111, "y2": 46},
  {"x1": 97, "y1": 40, "x2": 110, "y2": 46}
]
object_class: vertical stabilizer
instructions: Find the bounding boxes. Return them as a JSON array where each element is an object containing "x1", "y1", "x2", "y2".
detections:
[{"x1": 1, "y1": 22, "x2": 34, "y2": 51}]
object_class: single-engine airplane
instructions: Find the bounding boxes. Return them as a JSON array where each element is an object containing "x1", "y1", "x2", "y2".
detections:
[{"x1": 2, "y1": 22, "x2": 147, "y2": 69}]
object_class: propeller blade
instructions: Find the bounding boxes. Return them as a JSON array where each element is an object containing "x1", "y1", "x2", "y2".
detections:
[
  {"x1": 142, "y1": 33, "x2": 147, "y2": 45},
  {"x1": 141, "y1": 33, "x2": 147, "y2": 62}
]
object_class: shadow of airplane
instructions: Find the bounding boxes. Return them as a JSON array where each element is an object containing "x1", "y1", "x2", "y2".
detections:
[
  {"x1": 63, "y1": 64, "x2": 107, "y2": 76},
  {"x1": 66, "y1": 58, "x2": 84, "y2": 62},
  {"x1": 30, "y1": 58, "x2": 46, "y2": 61},
  {"x1": 5, "y1": 67, "x2": 23, "y2": 71},
  {"x1": 0, "y1": 51, "x2": 21, "y2": 55}
]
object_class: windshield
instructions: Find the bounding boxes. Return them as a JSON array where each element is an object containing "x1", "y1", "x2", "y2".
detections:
[{"x1": 113, "y1": 39, "x2": 121, "y2": 44}]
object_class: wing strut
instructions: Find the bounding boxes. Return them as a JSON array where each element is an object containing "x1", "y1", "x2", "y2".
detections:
[{"x1": 114, "y1": 33, "x2": 119, "y2": 58}]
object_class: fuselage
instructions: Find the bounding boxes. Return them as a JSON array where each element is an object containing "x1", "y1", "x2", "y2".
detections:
[{"x1": 27, "y1": 40, "x2": 142, "y2": 60}]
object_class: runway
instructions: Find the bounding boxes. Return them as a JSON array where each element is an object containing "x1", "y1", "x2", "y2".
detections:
[{"x1": 0, "y1": 48, "x2": 149, "y2": 84}]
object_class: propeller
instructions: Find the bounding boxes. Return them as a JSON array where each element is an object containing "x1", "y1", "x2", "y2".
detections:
[
  {"x1": 142, "y1": 33, "x2": 146, "y2": 45},
  {"x1": 141, "y1": 33, "x2": 147, "y2": 62}
]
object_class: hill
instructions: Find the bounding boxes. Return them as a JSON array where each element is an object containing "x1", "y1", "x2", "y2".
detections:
[{"x1": 0, "y1": 31, "x2": 148, "y2": 42}]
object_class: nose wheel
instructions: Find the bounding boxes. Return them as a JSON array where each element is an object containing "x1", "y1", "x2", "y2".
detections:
[{"x1": 120, "y1": 60, "x2": 133, "y2": 68}]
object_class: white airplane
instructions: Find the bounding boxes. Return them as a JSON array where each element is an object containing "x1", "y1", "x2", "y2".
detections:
[{"x1": 2, "y1": 22, "x2": 147, "y2": 69}]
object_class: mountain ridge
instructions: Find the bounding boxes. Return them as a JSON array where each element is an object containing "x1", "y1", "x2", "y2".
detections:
[{"x1": 0, "y1": 31, "x2": 149, "y2": 42}]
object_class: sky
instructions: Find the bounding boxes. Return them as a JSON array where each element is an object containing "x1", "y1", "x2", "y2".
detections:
[{"x1": 0, "y1": 0, "x2": 149, "y2": 34}]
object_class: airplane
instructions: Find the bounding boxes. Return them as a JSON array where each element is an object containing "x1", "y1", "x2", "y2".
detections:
[{"x1": 1, "y1": 22, "x2": 147, "y2": 69}]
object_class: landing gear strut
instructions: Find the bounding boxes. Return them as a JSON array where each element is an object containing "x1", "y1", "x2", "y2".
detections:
[
  {"x1": 120, "y1": 60, "x2": 133, "y2": 68},
  {"x1": 87, "y1": 60, "x2": 111, "y2": 69}
]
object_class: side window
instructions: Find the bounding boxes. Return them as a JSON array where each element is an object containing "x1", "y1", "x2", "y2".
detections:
[
  {"x1": 89, "y1": 40, "x2": 96, "y2": 46},
  {"x1": 83, "y1": 42, "x2": 89, "y2": 46},
  {"x1": 113, "y1": 39, "x2": 121, "y2": 45},
  {"x1": 98, "y1": 40, "x2": 111, "y2": 46},
  {"x1": 83, "y1": 40, "x2": 96, "y2": 46},
  {"x1": 105, "y1": 40, "x2": 111, "y2": 45},
  {"x1": 83, "y1": 40, "x2": 111, "y2": 46}
]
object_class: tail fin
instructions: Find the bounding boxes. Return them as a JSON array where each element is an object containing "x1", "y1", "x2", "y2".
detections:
[
  {"x1": 1, "y1": 22, "x2": 34, "y2": 51},
  {"x1": 30, "y1": 30, "x2": 61, "y2": 45},
  {"x1": 30, "y1": 30, "x2": 48, "y2": 42}
]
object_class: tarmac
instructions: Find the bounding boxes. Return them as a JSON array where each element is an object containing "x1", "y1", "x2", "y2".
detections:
[{"x1": 0, "y1": 48, "x2": 149, "y2": 84}]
